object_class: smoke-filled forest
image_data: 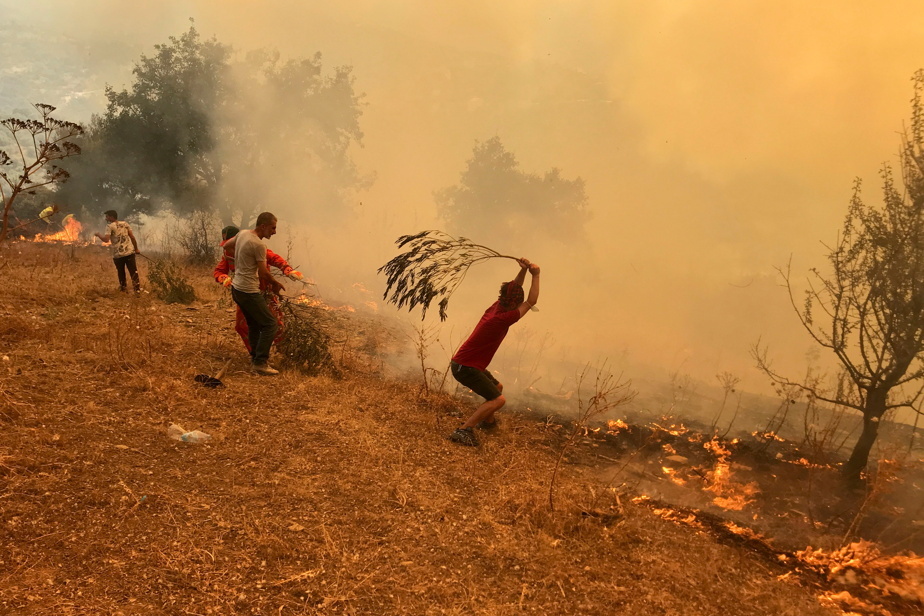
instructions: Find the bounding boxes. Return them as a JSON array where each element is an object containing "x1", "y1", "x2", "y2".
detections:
[{"x1": 1, "y1": 2, "x2": 924, "y2": 615}]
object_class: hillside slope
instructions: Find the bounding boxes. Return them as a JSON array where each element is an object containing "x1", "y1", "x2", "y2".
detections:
[{"x1": 0, "y1": 241, "x2": 874, "y2": 615}]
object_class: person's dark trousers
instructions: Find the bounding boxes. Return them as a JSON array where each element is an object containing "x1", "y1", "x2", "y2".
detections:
[
  {"x1": 231, "y1": 287, "x2": 278, "y2": 365},
  {"x1": 113, "y1": 254, "x2": 141, "y2": 292}
]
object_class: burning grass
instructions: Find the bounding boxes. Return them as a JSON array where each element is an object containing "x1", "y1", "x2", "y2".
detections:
[{"x1": 0, "y1": 241, "x2": 920, "y2": 615}]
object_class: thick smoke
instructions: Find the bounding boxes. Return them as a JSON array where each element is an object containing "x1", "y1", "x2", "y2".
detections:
[{"x1": 4, "y1": 1, "x2": 924, "y2": 429}]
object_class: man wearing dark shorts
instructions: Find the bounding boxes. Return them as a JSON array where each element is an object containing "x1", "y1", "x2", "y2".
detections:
[{"x1": 449, "y1": 258, "x2": 541, "y2": 446}]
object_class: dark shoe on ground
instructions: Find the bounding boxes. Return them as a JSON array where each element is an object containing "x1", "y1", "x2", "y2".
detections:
[
  {"x1": 476, "y1": 419, "x2": 498, "y2": 431},
  {"x1": 251, "y1": 363, "x2": 280, "y2": 376},
  {"x1": 449, "y1": 427, "x2": 479, "y2": 447}
]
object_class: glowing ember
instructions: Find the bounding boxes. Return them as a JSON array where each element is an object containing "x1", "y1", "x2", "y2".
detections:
[
  {"x1": 33, "y1": 215, "x2": 82, "y2": 243},
  {"x1": 752, "y1": 430, "x2": 785, "y2": 443},
  {"x1": 723, "y1": 521, "x2": 759, "y2": 539},
  {"x1": 652, "y1": 422, "x2": 689, "y2": 437},
  {"x1": 661, "y1": 466, "x2": 686, "y2": 486},
  {"x1": 606, "y1": 419, "x2": 629, "y2": 434}
]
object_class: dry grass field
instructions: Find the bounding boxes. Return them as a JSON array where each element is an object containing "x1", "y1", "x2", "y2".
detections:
[{"x1": 0, "y1": 240, "x2": 921, "y2": 615}]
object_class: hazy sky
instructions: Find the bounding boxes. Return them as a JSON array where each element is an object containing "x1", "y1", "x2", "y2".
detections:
[{"x1": 5, "y1": 1, "x2": 924, "y2": 404}]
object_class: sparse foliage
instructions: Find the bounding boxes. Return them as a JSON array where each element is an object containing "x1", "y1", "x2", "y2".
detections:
[
  {"x1": 378, "y1": 229, "x2": 517, "y2": 321},
  {"x1": 755, "y1": 71, "x2": 924, "y2": 480},
  {"x1": 276, "y1": 299, "x2": 338, "y2": 376},
  {"x1": 147, "y1": 259, "x2": 197, "y2": 304},
  {"x1": 549, "y1": 362, "x2": 636, "y2": 511},
  {"x1": 175, "y1": 210, "x2": 219, "y2": 264},
  {"x1": 0, "y1": 103, "x2": 83, "y2": 241},
  {"x1": 407, "y1": 322, "x2": 447, "y2": 397},
  {"x1": 710, "y1": 371, "x2": 740, "y2": 435}
]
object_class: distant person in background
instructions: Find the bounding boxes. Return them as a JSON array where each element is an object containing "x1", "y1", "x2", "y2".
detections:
[
  {"x1": 38, "y1": 204, "x2": 58, "y2": 225},
  {"x1": 94, "y1": 210, "x2": 140, "y2": 293},
  {"x1": 448, "y1": 258, "x2": 541, "y2": 447},
  {"x1": 222, "y1": 212, "x2": 286, "y2": 375},
  {"x1": 213, "y1": 224, "x2": 304, "y2": 355}
]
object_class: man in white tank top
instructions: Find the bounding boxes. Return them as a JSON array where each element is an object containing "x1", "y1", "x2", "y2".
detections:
[{"x1": 229, "y1": 212, "x2": 285, "y2": 374}]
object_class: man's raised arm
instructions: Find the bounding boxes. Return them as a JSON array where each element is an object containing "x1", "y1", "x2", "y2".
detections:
[{"x1": 517, "y1": 262, "x2": 540, "y2": 317}]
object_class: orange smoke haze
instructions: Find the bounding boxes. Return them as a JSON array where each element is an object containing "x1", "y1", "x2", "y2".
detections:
[{"x1": 6, "y1": 1, "x2": 924, "y2": 424}]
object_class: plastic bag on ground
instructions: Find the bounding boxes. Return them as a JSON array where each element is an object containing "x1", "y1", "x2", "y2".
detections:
[{"x1": 167, "y1": 423, "x2": 212, "y2": 443}]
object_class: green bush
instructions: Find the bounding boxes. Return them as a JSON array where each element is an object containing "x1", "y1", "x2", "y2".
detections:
[{"x1": 147, "y1": 259, "x2": 197, "y2": 304}]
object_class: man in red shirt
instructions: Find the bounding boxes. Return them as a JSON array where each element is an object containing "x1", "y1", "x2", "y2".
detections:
[{"x1": 449, "y1": 258, "x2": 541, "y2": 446}]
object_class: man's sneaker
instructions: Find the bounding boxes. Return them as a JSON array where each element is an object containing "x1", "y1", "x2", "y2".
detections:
[
  {"x1": 252, "y1": 363, "x2": 280, "y2": 376},
  {"x1": 449, "y1": 427, "x2": 479, "y2": 447},
  {"x1": 476, "y1": 419, "x2": 499, "y2": 431}
]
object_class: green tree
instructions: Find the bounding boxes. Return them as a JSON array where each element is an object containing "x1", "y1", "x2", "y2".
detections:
[
  {"x1": 215, "y1": 49, "x2": 369, "y2": 226},
  {"x1": 436, "y1": 137, "x2": 588, "y2": 246},
  {"x1": 756, "y1": 71, "x2": 924, "y2": 481},
  {"x1": 58, "y1": 24, "x2": 368, "y2": 229},
  {"x1": 0, "y1": 103, "x2": 83, "y2": 241},
  {"x1": 95, "y1": 24, "x2": 228, "y2": 215}
]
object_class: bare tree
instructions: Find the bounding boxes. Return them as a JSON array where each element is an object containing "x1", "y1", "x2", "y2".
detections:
[
  {"x1": 755, "y1": 71, "x2": 924, "y2": 481},
  {"x1": 0, "y1": 104, "x2": 82, "y2": 241}
]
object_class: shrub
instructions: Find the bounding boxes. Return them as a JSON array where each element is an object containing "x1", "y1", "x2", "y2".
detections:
[{"x1": 147, "y1": 259, "x2": 197, "y2": 304}]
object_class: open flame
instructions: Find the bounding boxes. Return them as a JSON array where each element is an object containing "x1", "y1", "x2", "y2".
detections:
[
  {"x1": 801, "y1": 541, "x2": 924, "y2": 606},
  {"x1": 661, "y1": 466, "x2": 687, "y2": 486},
  {"x1": 702, "y1": 437, "x2": 760, "y2": 511},
  {"x1": 34, "y1": 215, "x2": 82, "y2": 243},
  {"x1": 293, "y1": 295, "x2": 356, "y2": 313}
]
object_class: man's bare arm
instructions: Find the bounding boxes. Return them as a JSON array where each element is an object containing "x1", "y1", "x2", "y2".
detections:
[
  {"x1": 513, "y1": 257, "x2": 530, "y2": 286},
  {"x1": 257, "y1": 259, "x2": 285, "y2": 295},
  {"x1": 517, "y1": 263, "x2": 540, "y2": 317}
]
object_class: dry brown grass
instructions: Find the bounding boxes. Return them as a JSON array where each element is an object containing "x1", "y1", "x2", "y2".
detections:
[{"x1": 0, "y1": 241, "x2": 880, "y2": 615}]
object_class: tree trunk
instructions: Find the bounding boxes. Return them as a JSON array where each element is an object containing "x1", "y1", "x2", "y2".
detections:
[{"x1": 842, "y1": 388, "x2": 888, "y2": 480}]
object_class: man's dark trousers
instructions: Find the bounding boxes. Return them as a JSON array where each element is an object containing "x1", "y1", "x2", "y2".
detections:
[
  {"x1": 231, "y1": 287, "x2": 278, "y2": 365},
  {"x1": 113, "y1": 254, "x2": 140, "y2": 291}
]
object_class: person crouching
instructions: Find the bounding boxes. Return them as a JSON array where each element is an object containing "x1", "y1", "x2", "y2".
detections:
[{"x1": 448, "y1": 258, "x2": 540, "y2": 446}]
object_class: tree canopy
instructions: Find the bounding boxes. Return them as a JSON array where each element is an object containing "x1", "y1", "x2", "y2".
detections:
[
  {"x1": 57, "y1": 24, "x2": 367, "y2": 228},
  {"x1": 435, "y1": 137, "x2": 588, "y2": 247}
]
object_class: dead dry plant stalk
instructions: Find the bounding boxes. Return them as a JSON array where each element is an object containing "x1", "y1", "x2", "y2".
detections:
[
  {"x1": 549, "y1": 362, "x2": 636, "y2": 511},
  {"x1": 378, "y1": 230, "x2": 517, "y2": 321},
  {"x1": 277, "y1": 299, "x2": 339, "y2": 376},
  {"x1": 710, "y1": 371, "x2": 740, "y2": 435},
  {"x1": 410, "y1": 322, "x2": 436, "y2": 396}
]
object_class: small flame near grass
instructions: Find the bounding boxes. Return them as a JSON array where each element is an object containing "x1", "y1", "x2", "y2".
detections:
[
  {"x1": 606, "y1": 419, "x2": 629, "y2": 434},
  {"x1": 661, "y1": 466, "x2": 687, "y2": 486},
  {"x1": 294, "y1": 295, "x2": 356, "y2": 313},
  {"x1": 799, "y1": 540, "x2": 924, "y2": 605},
  {"x1": 33, "y1": 215, "x2": 82, "y2": 243},
  {"x1": 702, "y1": 437, "x2": 760, "y2": 511}
]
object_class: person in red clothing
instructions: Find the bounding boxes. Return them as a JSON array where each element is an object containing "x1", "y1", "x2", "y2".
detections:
[
  {"x1": 212, "y1": 225, "x2": 304, "y2": 355},
  {"x1": 448, "y1": 257, "x2": 541, "y2": 446}
]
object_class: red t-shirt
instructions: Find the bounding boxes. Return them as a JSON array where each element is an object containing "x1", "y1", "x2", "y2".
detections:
[{"x1": 451, "y1": 302, "x2": 522, "y2": 371}]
